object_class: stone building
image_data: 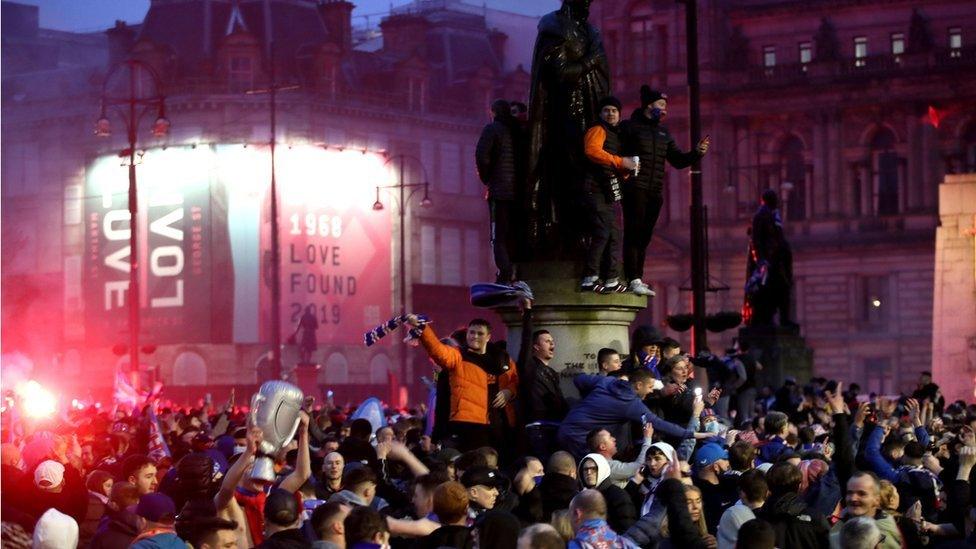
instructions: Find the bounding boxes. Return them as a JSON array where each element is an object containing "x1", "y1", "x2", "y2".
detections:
[
  {"x1": 590, "y1": 0, "x2": 976, "y2": 394},
  {"x1": 0, "y1": 0, "x2": 535, "y2": 403}
]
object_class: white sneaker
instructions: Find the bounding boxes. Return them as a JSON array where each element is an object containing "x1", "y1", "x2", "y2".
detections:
[
  {"x1": 580, "y1": 276, "x2": 599, "y2": 291},
  {"x1": 629, "y1": 279, "x2": 656, "y2": 297}
]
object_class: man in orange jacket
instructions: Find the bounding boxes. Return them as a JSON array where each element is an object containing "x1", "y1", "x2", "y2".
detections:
[{"x1": 406, "y1": 314, "x2": 518, "y2": 453}]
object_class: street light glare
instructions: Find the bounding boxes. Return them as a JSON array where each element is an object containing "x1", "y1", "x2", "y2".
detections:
[{"x1": 17, "y1": 380, "x2": 57, "y2": 419}]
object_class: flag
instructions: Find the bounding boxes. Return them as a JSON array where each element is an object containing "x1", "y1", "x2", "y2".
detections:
[
  {"x1": 350, "y1": 397, "x2": 385, "y2": 435},
  {"x1": 147, "y1": 405, "x2": 171, "y2": 462}
]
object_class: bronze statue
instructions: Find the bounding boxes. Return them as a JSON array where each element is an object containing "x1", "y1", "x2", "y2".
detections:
[
  {"x1": 744, "y1": 190, "x2": 796, "y2": 328},
  {"x1": 525, "y1": 0, "x2": 610, "y2": 257}
]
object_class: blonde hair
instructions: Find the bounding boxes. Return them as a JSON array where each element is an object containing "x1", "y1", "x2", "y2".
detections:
[
  {"x1": 879, "y1": 480, "x2": 900, "y2": 515},
  {"x1": 550, "y1": 509, "x2": 574, "y2": 542}
]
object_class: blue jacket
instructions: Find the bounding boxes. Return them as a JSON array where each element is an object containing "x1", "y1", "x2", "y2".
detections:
[
  {"x1": 130, "y1": 533, "x2": 187, "y2": 549},
  {"x1": 557, "y1": 375, "x2": 692, "y2": 459},
  {"x1": 758, "y1": 436, "x2": 788, "y2": 464}
]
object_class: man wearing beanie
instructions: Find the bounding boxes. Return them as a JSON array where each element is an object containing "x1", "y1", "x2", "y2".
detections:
[
  {"x1": 579, "y1": 96, "x2": 636, "y2": 294},
  {"x1": 620, "y1": 86, "x2": 710, "y2": 296},
  {"x1": 130, "y1": 493, "x2": 187, "y2": 549}
]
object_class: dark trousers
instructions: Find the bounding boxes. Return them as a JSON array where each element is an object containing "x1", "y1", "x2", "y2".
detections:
[
  {"x1": 525, "y1": 423, "x2": 560, "y2": 464},
  {"x1": 447, "y1": 421, "x2": 495, "y2": 453},
  {"x1": 622, "y1": 188, "x2": 664, "y2": 282},
  {"x1": 490, "y1": 199, "x2": 516, "y2": 282},
  {"x1": 582, "y1": 189, "x2": 621, "y2": 280}
]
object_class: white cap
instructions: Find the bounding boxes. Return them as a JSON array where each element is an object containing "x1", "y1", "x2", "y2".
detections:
[
  {"x1": 34, "y1": 460, "x2": 65, "y2": 491},
  {"x1": 32, "y1": 508, "x2": 79, "y2": 549}
]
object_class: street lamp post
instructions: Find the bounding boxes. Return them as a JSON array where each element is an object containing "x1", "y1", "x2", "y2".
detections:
[
  {"x1": 96, "y1": 59, "x2": 169, "y2": 393},
  {"x1": 373, "y1": 155, "x2": 431, "y2": 385}
]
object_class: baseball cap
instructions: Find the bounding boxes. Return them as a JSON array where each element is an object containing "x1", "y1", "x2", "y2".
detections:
[
  {"x1": 460, "y1": 466, "x2": 503, "y2": 489},
  {"x1": 34, "y1": 460, "x2": 65, "y2": 491},
  {"x1": 694, "y1": 444, "x2": 729, "y2": 468},
  {"x1": 136, "y1": 493, "x2": 177, "y2": 523}
]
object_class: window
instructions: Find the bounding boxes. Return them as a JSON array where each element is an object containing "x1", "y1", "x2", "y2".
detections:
[
  {"x1": 464, "y1": 229, "x2": 481, "y2": 285},
  {"x1": 949, "y1": 27, "x2": 962, "y2": 57},
  {"x1": 420, "y1": 225, "x2": 436, "y2": 284},
  {"x1": 863, "y1": 357, "x2": 892, "y2": 395},
  {"x1": 870, "y1": 129, "x2": 899, "y2": 216},
  {"x1": 780, "y1": 136, "x2": 806, "y2": 220},
  {"x1": 228, "y1": 56, "x2": 253, "y2": 92},
  {"x1": 891, "y1": 32, "x2": 905, "y2": 60},
  {"x1": 854, "y1": 37, "x2": 868, "y2": 66},
  {"x1": 799, "y1": 42, "x2": 812, "y2": 65},
  {"x1": 858, "y1": 275, "x2": 889, "y2": 329},
  {"x1": 439, "y1": 227, "x2": 461, "y2": 286},
  {"x1": 438, "y1": 142, "x2": 461, "y2": 193},
  {"x1": 630, "y1": 16, "x2": 654, "y2": 74},
  {"x1": 763, "y1": 45, "x2": 777, "y2": 67}
]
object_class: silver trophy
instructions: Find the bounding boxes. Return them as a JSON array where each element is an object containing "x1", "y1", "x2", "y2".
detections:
[{"x1": 249, "y1": 381, "x2": 304, "y2": 482}]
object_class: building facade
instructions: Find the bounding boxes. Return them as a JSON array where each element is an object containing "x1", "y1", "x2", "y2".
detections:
[{"x1": 592, "y1": 0, "x2": 976, "y2": 394}]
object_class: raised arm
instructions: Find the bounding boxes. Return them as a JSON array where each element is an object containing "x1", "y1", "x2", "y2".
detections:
[
  {"x1": 215, "y1": 427, "x2": 259, "y2": 511},
  {"x1": 413, "y1": 320, "x2": 462, "y2": 371},
  {"x1": 278, "y1": 411, "x2": 311, "y2": 493},
  {"x1": 863, "y1": 424, "x2": 898, "y2": 482}
]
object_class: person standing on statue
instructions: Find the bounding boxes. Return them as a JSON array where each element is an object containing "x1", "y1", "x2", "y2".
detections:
[
  {"x1": 476, "y1": 99, "x2": 520, "y2": 283},
  {"x1": 620, "y1": 86, "x2": 710, "y2": 296},
  {"x1": 526, "y1": 0, "x2": 610, "y2": 254},
  {"x1": 579, "y1": 96, "x2": 635, "y2": 293},
  {"x1": 745, "y1": 189, "x2": 795, "y2": 327},
  {"x1": 290, "y1": 308, "x2": 318, "y2": 365}
]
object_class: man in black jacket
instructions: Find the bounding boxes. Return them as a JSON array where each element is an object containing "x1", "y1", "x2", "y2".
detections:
[
  {"x1": 476, "y1": 99, "x2": 520, "y2": 283},
  {"x1": 518, "y1": 300, "x2": 568, "y2": 463},
  {"x1": 620, "y1": 86, "x2": 709, "y2": 296}
]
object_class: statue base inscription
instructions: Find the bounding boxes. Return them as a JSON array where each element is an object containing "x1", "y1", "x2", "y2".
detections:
[{"x1": 497, "y1": 261, "x2": 647, "y2": 403}]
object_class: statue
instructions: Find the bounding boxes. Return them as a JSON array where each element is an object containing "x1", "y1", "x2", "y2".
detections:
[
  {"x1": 744, "y1": 190, "x2": 796, "y2": 328},
  {"x1": 525, "y1": 0, "x2": 610, "y2": 257}
]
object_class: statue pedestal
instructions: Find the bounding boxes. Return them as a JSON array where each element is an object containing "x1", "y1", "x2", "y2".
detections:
[
  {"x1": 497, "y1": 262, "x2": 647, "y2": 401},
  {"x1": 737, "y1": 325, "x2": 813, "y2": 388},
  {"x1": 285, "y1": 363, "x2": 321, "y2": 400}
]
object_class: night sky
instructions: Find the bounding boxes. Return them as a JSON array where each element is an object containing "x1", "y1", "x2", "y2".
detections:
[{"x1": 21, "y1": 0, "x2": 558, "y2": 32}]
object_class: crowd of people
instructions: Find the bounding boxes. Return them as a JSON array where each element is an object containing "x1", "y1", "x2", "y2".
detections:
[{"x1": 2, "y1": 312, "x2": 974, "y2": 549}]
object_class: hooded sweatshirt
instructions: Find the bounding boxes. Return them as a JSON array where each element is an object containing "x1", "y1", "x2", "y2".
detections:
[
  {"x1": 558, "y1": 375, "x2": 692, "y2": 459},
  {"x1": 581, "y1": 454, "x2": 638, "y2": 534},
  {"x1": 636, "y1": 442, "x2": 677, "y2": 516},
  {"x1": 32, "y1": 508, "x2": 79, "y2": 549}
]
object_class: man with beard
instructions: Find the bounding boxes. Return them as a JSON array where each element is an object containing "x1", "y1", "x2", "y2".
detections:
[
  {"x1": 619, "y1": 86, "x2": 709, "y2": 296},
  {"x1": 407, "y1": 315, "x2": 519, "y2": 453},
  {"x1": 525, "y1": 0, "x2": 610, "y2": 256}
]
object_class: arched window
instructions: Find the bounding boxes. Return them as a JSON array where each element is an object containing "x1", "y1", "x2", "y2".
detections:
[
  {"x1": 172, "y1": 351, "x2": 208, "y2": 386},
  {"x1": 870, "y1": 128, "x2": 900, "y2": 216},
  {"x1": 369, "y1": 354, "x2": 392, "y2": 385},
  {"x1": 780, "y1": 136, "x2": 807, "y2": 220},
  {"x1": 321, "y1": 352, "x2": 349, "y2": 384}
]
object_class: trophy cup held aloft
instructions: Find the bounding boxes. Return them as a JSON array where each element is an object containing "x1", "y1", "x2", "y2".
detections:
[{"x1": 249, "y1": 380, "x2": 304, "y2": 482}]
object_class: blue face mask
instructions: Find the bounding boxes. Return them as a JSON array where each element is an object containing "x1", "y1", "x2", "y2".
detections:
[
  {"x1": 704, "y1": 421, "x2": 722, "y2": 434},
  {"x1": 649, "y1": 107, "x2": 666, "y2": 122}
]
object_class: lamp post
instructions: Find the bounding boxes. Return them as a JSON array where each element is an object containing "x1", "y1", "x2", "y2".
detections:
[
  {"x1": 95, "y1": 59, "x2": 169, "y2": 393},
  {"x1": 372, "y1": 155, "x2": 432, "y2": 382}
]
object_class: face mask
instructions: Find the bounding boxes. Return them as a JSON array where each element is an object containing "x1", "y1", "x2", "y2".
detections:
[
  {"x1": 649, "y1": 107, "x2": 666, "y2": 121},
  {"x1": 704, "y1": 421, "x2": 722, "y2": 434}
]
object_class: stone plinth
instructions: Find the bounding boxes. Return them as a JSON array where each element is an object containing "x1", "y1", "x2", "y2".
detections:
[
  {"x1": 737, "y1": 325, "x2": 813, "y2": 388},
  {"x1": 932, "y1": 174, "x2": 976, "y2": 404},
  {"x1": 496, "y1": 262, "x2": 647, "y2": 401}
]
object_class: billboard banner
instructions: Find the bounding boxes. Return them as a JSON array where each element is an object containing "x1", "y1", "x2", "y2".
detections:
[
  {"x1": 84, "y1": 144, "x2": 393, "y2": 348},
  {"x1": 84, "y1": 146, "x2": 222, "y2": 345}
]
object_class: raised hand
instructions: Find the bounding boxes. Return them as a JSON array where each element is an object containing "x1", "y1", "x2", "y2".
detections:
[{"x1": 824, "y1": 382, "x2": 845, "y2": 415}]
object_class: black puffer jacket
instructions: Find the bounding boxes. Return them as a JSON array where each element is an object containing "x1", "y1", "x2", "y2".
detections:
[
  {"x1": 475, "y1": 116, "x2": 518, "y2": 200},
  {"x1": 620, "y1": 109, "x2": 700, "y2": 194},
  {"x1": 755, "y1": 492, "x2": 830, "y2": 549}
]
